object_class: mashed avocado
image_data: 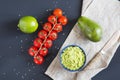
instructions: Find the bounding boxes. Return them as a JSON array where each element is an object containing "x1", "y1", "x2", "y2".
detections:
[{"x1": 61, "y1": 46, "x2": 85, "y2": 71}]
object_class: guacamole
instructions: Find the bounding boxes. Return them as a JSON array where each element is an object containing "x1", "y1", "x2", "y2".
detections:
[{"x1": 61, "y1": 46, "x2": 85, "y2": 71}]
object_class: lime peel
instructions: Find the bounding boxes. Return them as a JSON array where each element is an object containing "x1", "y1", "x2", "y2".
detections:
[{"x1": 18, "y1": 16, "x2": 38, "y2": 33}]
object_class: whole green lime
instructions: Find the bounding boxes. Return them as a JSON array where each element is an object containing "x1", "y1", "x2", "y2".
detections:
[{"x1": 18, "y1": 16, "x2": 38, "y2": 33}]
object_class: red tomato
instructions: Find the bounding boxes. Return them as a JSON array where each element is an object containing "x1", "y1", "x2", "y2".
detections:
[
  {"x1": 53, "y1": 8, "x2": 63, "y2": 18},
  {"x1": 34, "y1": 55, "x2": 44, "y2": 65},
  {"x1": 58, "y1": 16, "x2": 68, "y2": 25},
  {"x1": 28, "y1": 46, "x2": 38, "y2": 56},
  {"x1": 48, "y1": 15, "x2": 57, "y2": 24},
  {"x1": 53, "y1": 24, "x2": 62, "y2": 32},
  {"x1": 33, "y1": 38, "x2": 43, "y2": 48},
  {"x1": 44, "y1": 38, "x2": 53, "y2": 48},
  {"x1": 48, "y1": 31, "x2": 58, "y2": 40},
  {"x1": 39, "y1": 47, "x2": 48, "y2": 57},
  {"x1": 43, "y1": 22, "x2": 52, "y2": 32},
  {"x1": 38, "y1": 30, "x2": 47, "y2": 40}
]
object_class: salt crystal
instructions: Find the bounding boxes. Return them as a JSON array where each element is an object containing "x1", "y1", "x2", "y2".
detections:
[
  {"x1": 57, "y1": 47, "x2": 59, "y2": 50},
  {"x1": 28, "y1": 69, "x2": 31, "y2": 72},
  {"x1": 55, "y1": 1, "x2": 58, "y2": 4},
  {"x1": 27, "y1": 62, "x2": 30, "y2": 66},
  {"x1": 20, "y1": 46, "x2": 23, "y2": 49},
  {"x1": 17, "y1": 28, "x2": 19, "y2": 30},
  {"x1": 66, "y1": 1, "x2": 69, "y2": 5},
  {"x1": 21, "y1": 49, "x2": 24, "y2": 52},
  {"x1": 53, "y1": 1, "x2": 55, "y2": 4},
  {"x1": 48, "y1": 9, "x2": 52, "y2": 11},
  {"x1": 18, "y1": 14, "x2": 21, "y2": 17},
  {"x1": 18, "y1": 72, "x2": 20, "y2": 74},
  {"x1": 25, "y1": 38, "x2": 28, "y2": 40},
  {"x1": 0, "y1": 56, "x2": 2, "y2": 58},
  {"x1": 15, "y1": 36, "x2": 18, "y2": 39},
  {"x1": 54, "y1": 46, "x2": 57, "y2": 49},
  {"x1": 54, "y1": 4, "x2": 57, "y2": 7},
  {"x1": 69, "y1": 6, "x2": 71, "y2": 8},
  {"x1": 13, "y1": 68, "x2": 16, "y2": 72},
  {"x1": 16, "y1": 54, "x2": 19, "y2": 57},
  {"x1": 16, "y1": 72, "x2": 20, "y2": 76},
  {"x1": 31, "y1": 63, "x2": 34, "y2": 66},
  {"x1": 16, "y1": 73, "x2": 19, "y2": 76},
  {"x1": 33, "y1": 66, "x2": 35, "y2": 69},
  {"x1": 21, "y1": 75, "x2": 24, "y2": 79},
  {"x1": 9, "y1": 46, "x2": 12, "y2": 48},
  {"x1": 24, "y1": 73, "x2": 27, "y2": 76},
  {"x1": 2, "y1": 72, "x2": 6, "y2": 75},
  {"x1": 40, "y1": 21, "x2": 43, "y2": 24},
  {"x1": 63, "y1": 12, "x2": 65, "y2": 15},
  {"x1": 62, "y1": 33, "x2": 65, "y2": 35},
  {"x1": 46, "y1": 9, "x2": 49, "y2": 12},
  {"x1": 33, "y1": 73, "x2": 36, "y2": 75},
  {"x1": 20, "y1": 40, "x2": 23, "y2": 43}
]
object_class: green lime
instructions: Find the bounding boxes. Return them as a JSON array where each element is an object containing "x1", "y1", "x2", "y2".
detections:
[{"x1": 18, "y1": 16, "x2": 38, "y2": 33}]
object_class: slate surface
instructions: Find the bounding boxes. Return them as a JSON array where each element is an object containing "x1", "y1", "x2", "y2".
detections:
[
  {"x1": 0, "y1": 0, "x2": 119, "y2": 80},
  {"x1": 0, "y1": 0, "x2": 82, "y2": 80}
]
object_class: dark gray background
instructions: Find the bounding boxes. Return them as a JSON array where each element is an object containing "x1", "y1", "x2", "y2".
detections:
[{"x1": 0, "y1": 0, "x2": 119, "y2": 80}]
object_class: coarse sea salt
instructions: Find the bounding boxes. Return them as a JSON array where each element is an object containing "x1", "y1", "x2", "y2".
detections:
[
  {"x1": 62, "y1": 33, "x2": 65, "y2": 35},
  {"x1": 9, "y1": 46, "x2": 12, "y2": 48},
  {"x1": 57, "y1": 47, "x2": 60, "y2": 50},
  {"x1": 16, "y1": 72, "x2": 19, "y2": 76},
  {"x1": 21, "y1": 75, "x2": 25, "y2": 79},
  {"x1": 24, "y1": 73, "x2": 27, "y2": 76},
  {"x1": 13, "y1": 68, "x2": 16, "y2": 72},
  {"x1": 2, "y1": 72, "x2": 6, "y2": 75},
  {"x1": 15, "y1": 36, "x2": 18, "y2": 39},
  {"x1": 18, "y1": 14, "x2": 21, "y2": 17},
  {"x1": 32, "y1": 66, "x2": 35, "y2": 69},
  {"x1": 68, "y1": 6, "x2": 71, "y2": 8},
  {"x1": 27, "y1": 62, "x2": 30, "y2": 66},
  {"x1": 46, "y1": 9, "x2": 49, "y2": 12},
  {"x1": 54, "y1": 46, "x2": 57, "y2": 49},
  {"x1": 25, "y1": 38, "x2": 28, "y2": 40},
  {"x1": 20, "y1": 40, "x2": 23, "y2": 43},
  {"x1": 17, "y1": 28, "x2": 19, "y2": 31},
  {"x1": 0, "y1": 56, "x2": 2, "y2": 58},
  {"x1": 28, "y1": 69, "x2": 31, "y2": 72}
]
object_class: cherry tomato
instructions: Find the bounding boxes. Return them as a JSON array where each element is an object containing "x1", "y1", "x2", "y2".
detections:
[
  {"x1": 28, "y1": 46, "x2": 38, "y2": 56},
  {"x1": 43, "y1": 22, "x2": 52, "y2": 32},
  {"x1": 48, "y1": 31, "x2": 58, "y2": 40},
  {"x1": 44, "y1": 38, "x2": 53, "y2": 48},
  {"x1": 34, "y1": 55, "x2": 44, "y2": 65},
  {"x1": 48, "y1": 15, "x2": 57, "y2": 24},
  {"x1": 33, "y1": 38, "x2": 43, "y2": 48},
  {"x1": 39, "y1": 47, "x2": 48, "y2": 57},
  {"x1": 53, "y1": 24, "x2": 62, "y2": 32},
  {"x1": 38, "y1": 30, "x2": 48, "y2": 40},
  {"x1": 53, "y1": 8, "x2": 63, "y2": 18},
  {"x1": 58, "y1": 16, "x2": 68, "y2": 26}
]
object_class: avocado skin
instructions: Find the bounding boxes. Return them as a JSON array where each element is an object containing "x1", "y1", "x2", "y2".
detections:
[{"x1": 78, "y1": 16, "x2": 102, "y2": 42}]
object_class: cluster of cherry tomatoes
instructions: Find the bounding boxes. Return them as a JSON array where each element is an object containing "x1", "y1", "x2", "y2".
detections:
[{"x1": 28, "y1": 8, "x2": 68, "y2": 65}]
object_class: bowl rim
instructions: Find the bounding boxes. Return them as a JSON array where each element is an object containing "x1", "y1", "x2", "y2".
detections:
[{"x1": 59, "y1": 44, "x2": 86, "y2": 72}]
